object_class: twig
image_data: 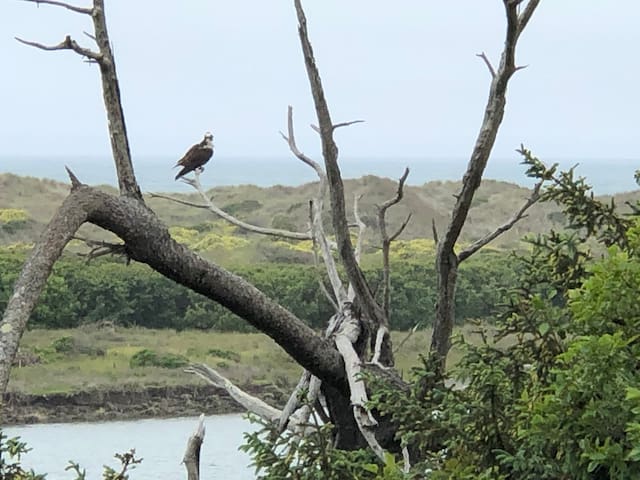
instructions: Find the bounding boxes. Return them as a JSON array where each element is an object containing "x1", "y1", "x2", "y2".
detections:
[
  {"x1": 476, "y1": 52, "x2": 496, "y2": 78},
  {"x1": 393, "y1": 322, "x2": 422, "y2": 355},
  {"x1": 280, "y1": 105, "x2": 324, "y2": 177},
  {"x1": 20, "y1": 0, "x2": 92, "y2": 15},
  {"x1": 333, "y1": 119, "x2": 365, "y2": 131},
  {"x1": 389, "y1": 213, "x2": 412, "y2": 243},
  {"x1": 431, "y1": 218, "x2": 438, "y2": 244},
  {"x1": 457, "y1": 179, "x2": 543, "y2": 262},
  {"x1": 15, "y1": 35, "x2": 102, "y2": 62},
  {"x1": 74, "y1": 236, "x2": 130, "y2": 264}
]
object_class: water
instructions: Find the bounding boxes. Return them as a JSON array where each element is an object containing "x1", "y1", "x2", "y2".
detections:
[
  {"x1": 2, "y1": 414, "x2": 258, "y2": 479},
  {"x1": 0, "y1": 156, "x2": 638, "y2": 195}
]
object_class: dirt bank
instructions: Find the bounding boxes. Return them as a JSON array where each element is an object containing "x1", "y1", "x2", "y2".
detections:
[{"x1": 1, "y1": 384, "x2": 285, "y2": 425}]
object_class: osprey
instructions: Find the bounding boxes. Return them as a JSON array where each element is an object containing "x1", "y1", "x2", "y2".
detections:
[{"x1": 174, "y1": 132, "x2": 214, "y2": 180}]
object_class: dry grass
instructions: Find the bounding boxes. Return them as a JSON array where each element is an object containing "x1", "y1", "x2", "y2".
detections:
[{"x1": 9, "y1": 324, "x2": 492, "y2": 395}]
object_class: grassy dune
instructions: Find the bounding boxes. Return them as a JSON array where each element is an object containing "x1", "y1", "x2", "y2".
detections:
[{"x1": 8, "y1": 325, "x2": 488, "y2": 395}]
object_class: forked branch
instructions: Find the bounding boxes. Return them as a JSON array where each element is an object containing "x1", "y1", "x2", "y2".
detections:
[
  {"x1": 372, "y1": 168, "x2": 410, "y2": 365},
  {"x1": 18, "y1": 0, "x2": 142, "y2": 199},
  {"x1": 15, "y1": 35, "x2": 101, "y2": 61},
  {"x1": 377, "y1": 168, "x2": 410, "y2": 319},
  {"x1": 430, "y1": 0, "x2": 541, "y2": 368}
]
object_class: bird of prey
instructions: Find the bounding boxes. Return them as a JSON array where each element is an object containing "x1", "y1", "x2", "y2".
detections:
[{"x1": 174, "y1": 132, "x2": 214, "y2": 180}]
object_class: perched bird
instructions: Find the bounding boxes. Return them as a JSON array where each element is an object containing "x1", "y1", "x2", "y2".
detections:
[{"x1": 174, "y1": 132, "x2": 214, "y2": 180}]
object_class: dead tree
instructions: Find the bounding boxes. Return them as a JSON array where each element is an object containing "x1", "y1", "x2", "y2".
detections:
[
  {"x1": 0, "y1": 0, "x2": 546, "y2": 471},
  {"x1": 429, "y1": 0, "x2": 541, "y2": 373},
  {"x1": 0, "y1": 0, "x2": 407, "y2": 458}
]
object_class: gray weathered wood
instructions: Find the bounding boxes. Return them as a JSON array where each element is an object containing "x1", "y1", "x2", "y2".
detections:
[{"x1": 183, "y1": 414, "x2": 205, "y2": 480}]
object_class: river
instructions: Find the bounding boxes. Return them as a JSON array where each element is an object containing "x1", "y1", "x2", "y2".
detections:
[{"x1": 2, "y1": 414, "x2": 258, "y2": 479}]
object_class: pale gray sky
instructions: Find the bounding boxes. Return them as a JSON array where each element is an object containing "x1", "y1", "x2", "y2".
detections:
[{"x1": 1, "y1": 1, "x2": 639, "y2": 162}]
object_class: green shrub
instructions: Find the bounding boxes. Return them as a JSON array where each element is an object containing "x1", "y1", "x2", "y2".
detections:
[
  {"x1": 207, "y1": 348, "x2": 241, "y2": 362},
  {"x1": 0, "y1": 431, "x2": 45, "y2": 479},
  {"x1": 129, "y1": 349, "x2": 189, "y2": 369},
  {"x1": 52, "y1": 335, "x2": 75, "y2": 353}
]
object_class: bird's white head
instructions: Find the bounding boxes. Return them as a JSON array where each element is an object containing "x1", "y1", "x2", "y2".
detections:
[{"x1": 203, "y1": 131, "x2": 214, "y2": 148}]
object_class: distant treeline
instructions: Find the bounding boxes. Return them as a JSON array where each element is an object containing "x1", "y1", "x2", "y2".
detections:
[{"x1": 0, "y1": 250, "x2": 515, "y2": 331}]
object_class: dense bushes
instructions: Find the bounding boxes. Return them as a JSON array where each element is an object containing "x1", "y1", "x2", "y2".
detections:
[{"x1": 0, "y1": 248, "x2": 513, "y2": 331}]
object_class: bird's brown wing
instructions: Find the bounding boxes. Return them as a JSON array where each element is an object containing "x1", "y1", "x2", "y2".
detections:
[
  {"x1": 174, "y1": 147, "x2": 213, "y2": 180},
  {"x1": 175, "y1": 144, "x2": 200, "y2": 168}
]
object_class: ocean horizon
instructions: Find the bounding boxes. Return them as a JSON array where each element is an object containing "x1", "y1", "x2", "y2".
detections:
[{"x1": 0, "y1": 155, "x2": 638, "y2": 195}]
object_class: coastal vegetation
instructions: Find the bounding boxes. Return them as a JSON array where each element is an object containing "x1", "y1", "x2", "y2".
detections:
[
  {"x1": 2, "y1": 0, "x2": 640, "y2": 478},
  {"x1": 7, "y1": 326, "x2": 483, "y2": 397},
  {"x1": 0, "y1": 245, "x2": 514, "y2": 332}
]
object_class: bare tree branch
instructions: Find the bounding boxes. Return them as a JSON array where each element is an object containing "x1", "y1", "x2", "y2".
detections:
[
  {"x1": 431, "y1": 218, "x2": 439, "y2": 244},
  {"x1": 430, "y1": 0, "x2": 540, "y2": 370},
  {"x1": 155, "y1": 173, "x2": 312, "y2": 241},
  {"x1": 148, "y1": 193, "x2": 209, "y2": 209},
  {"x1": 352, "y1": 194, "x2": 366, "y2": 270},
  {"x1": 333, "y1": 119, "x2": 365, "y2": 130},
  {"x1": 294, "y1": 0, "x2": 386, "y2": 332},
  {"x1": 457, "y1": 180, "x2": 543, "y2": 262},
  {"x1": 18, "y1": 0, "x2": 143, "y2": 199},
  {"x1": 308, "y1": 201, "x2": 339, "y2": 311},
  {"x1": 73, "y1": 235, "x2": 129, "y2": 263},
  {"x1": 282, "y1": 106, "x2": 347, "y2": 303},
  {"x1": 21, "y1": 0, "x2": 92, "y2": 15},
  {"x1": 90, "y1": 0, "x2": 142, "y2": 199},
  {"x1": 389, "y1": 213, "x2": 412, "y2": 243},
  {"x1": 393, "y1": 322, "x2": 422, "y2": 355},
  {"x1": 517, "y1": 0, "x2": 541, "y2": 38},
  {"x1": 476, "y1": 52, "x2": 496, "y2": 78},
  {"x1": 377, "y1": 168, "x2": 410, "y2": 319},
  {"x1": 186, "y1": 364, "x2": 281, "y2": 422},
  {"x1": 280, "y1": 106, "x2": 324, "y2": 177},
  {"x1": 370, "y1": 168, "x2": 410, "y2": 366},
  {"x1": 15, "y1": 35, "x2": 101, "y2": 61}
]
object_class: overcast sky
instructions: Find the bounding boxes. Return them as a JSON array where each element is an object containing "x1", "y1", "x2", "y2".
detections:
[{"x1": 1, "y1": 1, "x2": 639, "y2": 164}]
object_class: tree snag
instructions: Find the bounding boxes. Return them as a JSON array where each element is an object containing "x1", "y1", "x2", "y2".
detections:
[{"x1": 430, "y1": 0, "x2": 541, "y2": 373}]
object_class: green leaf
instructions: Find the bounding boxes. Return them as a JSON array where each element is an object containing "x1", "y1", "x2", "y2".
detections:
[{"x1": 538, "y1": 322, "x2": 550, "y2": 336}]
